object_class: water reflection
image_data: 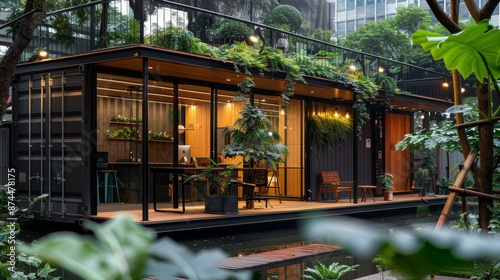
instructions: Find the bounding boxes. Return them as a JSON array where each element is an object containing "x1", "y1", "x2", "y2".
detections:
[{"x1": 169, "y1": 209, "x2": 447, "y2": 279}]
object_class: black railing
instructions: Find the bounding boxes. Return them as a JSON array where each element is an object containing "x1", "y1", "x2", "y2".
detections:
[{"x1": 17, "y1": 0, "x2": 451, "y2": 101}]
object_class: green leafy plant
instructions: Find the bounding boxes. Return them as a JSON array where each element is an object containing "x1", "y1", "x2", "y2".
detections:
[
  {"x1": 308, "y1": 114, "x2": 353, "y2": 149},
  {"x1": 148, "y1": 131, "x2": 172, "y2": 141},
  {"x1": 215, "y1": 20, "x2": 253, "y2": 40},
  {"x1": 264, "y1": 4, "x2": 304, "y2": 33},
  {"x1": 373, "y1": 73, "x2": 400, "y2": 95},
  {"x1": 304, "y1": 216, "x2": 500, "y2": 280},
  {"x1": 471, "y1": 258, "x2": 500, "y2": 280},
  {"x1": 452, "y1": 212, "x2": 480, "y2": 233},
  {"x1": 19, "y1": 214, "x2": 250, "y2": 280},
  {"x1": 106, "y1": 127, "x2": 141, "y2": 140},
  {"x1": 0, "y1": 184, "x2": 56, "y2": 279},
  {"x1": 110, "y1": 115, "x2": 142, "y2": 123},
  {"x1": 303, "y1": 260, "x2": 359, "y2": 280},
  {"x1": 183, "y1": 158, "x2": 240, "y2": 196},
  {"x1": 145, "y1": 26, "x2": 219, "y2": 57},
  {"x1": 260, "y1": 46, "x2": 305, "y2": 108},
  {"x1": 222, "y1": 104, "x2": 288, "y2": 171},
  {"x1": 436, "y1": 177, "x2": 453, "y2": 194},
  {"x1": 377, "y1": 173, "x2": 394, "y2": 190}
]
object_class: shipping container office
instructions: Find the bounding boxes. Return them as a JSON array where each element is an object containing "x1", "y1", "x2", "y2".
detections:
[{"x1": 11, "y1": 45, "x2": 453, "y2": 224}]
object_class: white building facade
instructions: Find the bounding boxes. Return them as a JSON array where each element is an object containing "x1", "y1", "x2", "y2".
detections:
[{"x1": 329, "y1": 0, "x2": 500, "y2": 37}]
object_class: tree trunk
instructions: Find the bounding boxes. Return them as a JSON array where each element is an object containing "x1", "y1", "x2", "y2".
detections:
[
  {"x1": 425, "y1": 0, "x2": 497, "y2": 230},
  {"x1": 0, "y1": 0, "x2": 45, "y2": 110},
  {"x1": 97, "y1": 1, "x2": 109, "y2": 49},
  {"x1": 477, "y1": 81, "x2": 494, "y2": 229}
]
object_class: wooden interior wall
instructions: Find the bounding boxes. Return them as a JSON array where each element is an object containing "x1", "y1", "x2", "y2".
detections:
[
  {"x1": 283, "y1": 99, "x2": 304, "y2": 197},
  {"x1": 215, "y1": 101, "x2": 244, "y2": 166},
  {"x1": 97, "y1": 96, "x2": 173, "y2": 163},
  {"x1": 98, "y1": 88, "x2": 304, "y2": 197},
  {"x1": 185, "y1": 103, "x2": 211, "y2": 157},
  {"x1": 385, "y1": 112, "x2": 411, "y2": 191}
]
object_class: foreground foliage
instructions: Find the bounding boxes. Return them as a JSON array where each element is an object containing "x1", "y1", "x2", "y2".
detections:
[
  {"x1": 304, "y1": 216, "x2": 500, "y2": 280},
  {"x1": 19, "y1": 214, "x2": 250, "y2": 280},
  {"x1": 0, "y1": 184, "x2": 56, "y2": 279},
  {"x1": 303, "y1": 260, "x2": 359, "y2": 280}
]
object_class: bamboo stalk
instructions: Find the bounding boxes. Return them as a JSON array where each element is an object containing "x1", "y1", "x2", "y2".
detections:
[{"x1": 435, "y1": 151, "x2": 477, "y2": 230}]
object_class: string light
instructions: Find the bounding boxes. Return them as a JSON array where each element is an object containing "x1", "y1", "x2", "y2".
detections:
[
  {"x1": 345, "y1": 111, "x2": 350, "y2": 119},
  {"x1": 334, "y1": 108, "x2": 339, "y2": 118}
]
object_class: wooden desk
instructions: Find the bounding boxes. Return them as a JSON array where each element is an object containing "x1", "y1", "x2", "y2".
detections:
[
  {"x1": 150, "y1": 167, "x2": 268, "y2": 211},
  {"x1": 150, "y1": 166, "x2": 199, "y2": 213},
  {"x1": 359, "y1": 185, "x2": 377, "y2": 202}
]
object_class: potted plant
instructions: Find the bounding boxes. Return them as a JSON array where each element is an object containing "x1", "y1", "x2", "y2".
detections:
[
  {"x1": 183, "y1": 158, "x2": 240, "y2": 214},
  {"x1": 378, "y1": 173, "x2": 394, "y2": 201},
  {"x1": 415, "y1": 168, "x2": 430, "y2": 196},
  {"x1": 222, "y1": 103, "x2": 288, "y2": 172},
  {"x1": 221, "y1": 103, "x2": 288, "y2": 202}
]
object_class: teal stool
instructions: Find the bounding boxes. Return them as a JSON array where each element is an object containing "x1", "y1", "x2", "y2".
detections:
[{"x1": 97, "y1": 170, "x2": 121, "y2": 203}]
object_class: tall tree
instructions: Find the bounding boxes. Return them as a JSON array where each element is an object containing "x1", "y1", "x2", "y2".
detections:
[
  {"x1": 421, "y1": 0, "x2": 499, "y2": 229},
  {"x1": 341, "y1": 20, "x2": 408, "y2": 61},
  {"x1": 0, "y1": 0, "x2": 45, "y2": 114},
  {"x1": 339, "y1": 5, "x2": 445, "y2": 72},
  {"x1": 0, "y1": 0, "x2": 151, "y2": 114}
]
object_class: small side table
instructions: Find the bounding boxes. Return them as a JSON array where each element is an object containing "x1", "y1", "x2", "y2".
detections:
[{"x1": 359, "y1": 185, "x2": 377, "y2": 202}]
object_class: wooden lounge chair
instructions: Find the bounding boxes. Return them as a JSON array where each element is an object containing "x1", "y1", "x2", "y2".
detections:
[{"x1": 318, "y1": 171, "x2": 352, "y2": 202}]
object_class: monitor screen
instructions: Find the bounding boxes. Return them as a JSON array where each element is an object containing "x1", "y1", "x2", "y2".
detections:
[
  {"x1": 97, "y1": 152, "x2": 108, "y2": 169},
  {"x1": 178, "y1": 145, "x2": 191, "y2": 164}
]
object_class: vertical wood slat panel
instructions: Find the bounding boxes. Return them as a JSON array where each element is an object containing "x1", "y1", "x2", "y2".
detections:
[
  {"x1": 98, "y1": 96, "x2": 173, "y2": 163},
  {"x1": 385, "y1": 112, "x2": 411, "y2": 191},
  {"x1": 186, "y1": 103, "x2": 210, "y2": 157}
]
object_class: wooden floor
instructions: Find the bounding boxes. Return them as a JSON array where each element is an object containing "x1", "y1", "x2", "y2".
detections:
[
  {"x1": 217, "y1": 243, "x2": 339, "y2": 271},
  {"x1": 92, "y1": 193, "x2": 449, "y2": 233}
]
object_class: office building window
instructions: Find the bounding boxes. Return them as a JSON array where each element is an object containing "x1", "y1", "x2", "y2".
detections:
[
  {"x1": 347, "y1": 0, "x2": 355, "y2": 10},
  {"x1": 338, "y1": 0, "x2": 346, "y2": 12},
  {"x1": 347, "y1": 20, "x2": 355, "y2": 33}
]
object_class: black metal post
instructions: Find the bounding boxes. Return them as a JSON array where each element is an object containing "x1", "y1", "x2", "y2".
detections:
[{"x1": 141, "y1": 57, "x2": 149, "y2": 221}]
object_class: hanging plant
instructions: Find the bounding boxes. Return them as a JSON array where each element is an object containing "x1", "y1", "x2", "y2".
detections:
[{"x1": 308, "y1": 114, "x2": 353, "y2": 149}]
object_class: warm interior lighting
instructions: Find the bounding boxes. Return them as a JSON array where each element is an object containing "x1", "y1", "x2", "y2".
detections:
[
  {"x1": 178, "y1": 124, "x2": 186, "y2": 134},
  {"x1": 334, "y1": 108, "x2": 339, "y2": 118},
  {"x1": 38, "y1": 46, "x2": 48, "y2": 59},
  {"x1": 280, "y1": 108, "x2": 285, "y2": 115}
]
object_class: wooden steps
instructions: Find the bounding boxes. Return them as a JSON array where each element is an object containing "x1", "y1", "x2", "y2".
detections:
[{"x1": 217, "y1": 244, "x2": 339, "y2": 271}]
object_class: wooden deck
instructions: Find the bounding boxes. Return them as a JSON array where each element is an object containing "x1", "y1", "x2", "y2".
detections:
[
  {"x1": 92, "y1": 193, "x2": 450, "y2": 233},
  {"x1": 217, "y1": 244, "x2": 339, "y2": 271}
]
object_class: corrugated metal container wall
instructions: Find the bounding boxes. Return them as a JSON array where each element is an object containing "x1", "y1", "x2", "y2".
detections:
[
  {"x1": 306, "y1": 102, "x2": 374, "y2": 201},
  {"x1": 0, "y1": 125, "x2": 10, "y2": 185},
  {"x1": 13, "y1": 67, "x2": 88, "y2": 223}
]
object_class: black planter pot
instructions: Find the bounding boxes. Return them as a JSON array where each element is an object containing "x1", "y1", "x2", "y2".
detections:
[{"x1": 204, "y1": 195, "x2": 239, "y2": 214}]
